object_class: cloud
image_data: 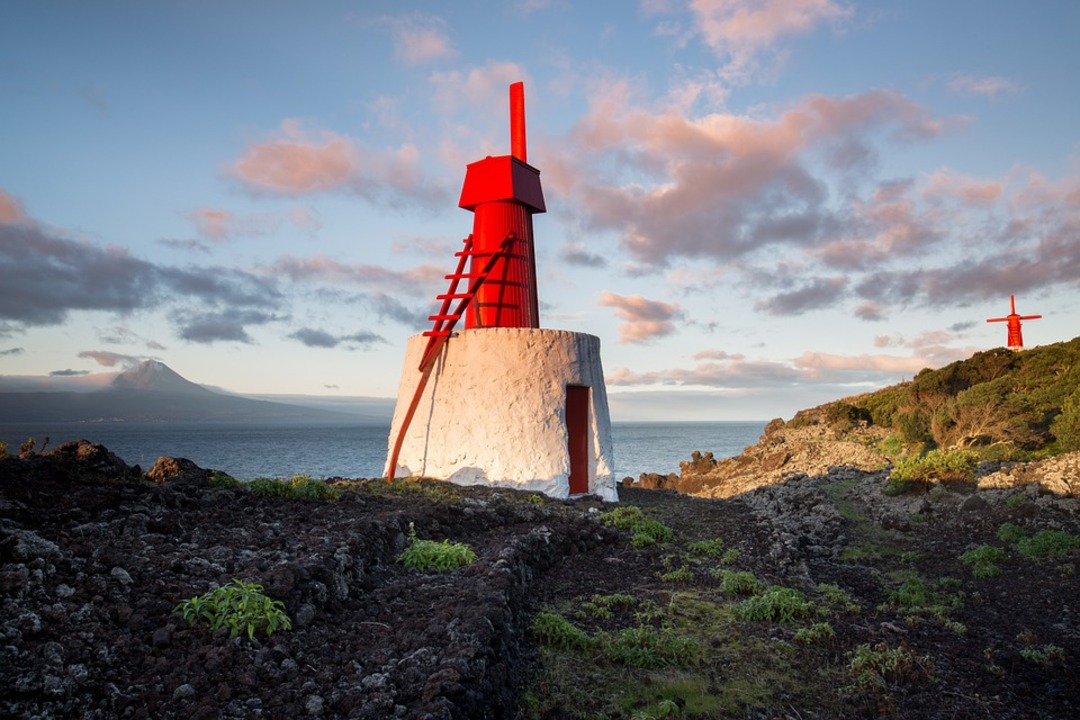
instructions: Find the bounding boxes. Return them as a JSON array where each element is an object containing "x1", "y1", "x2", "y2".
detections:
[
  {"x1": 229, "y1": 120, "x2": 446, "y2": 206},
  {"x1": 269, "y1": 255, "x2": 443, "y2": 296},
  {"x1": 0, "y1": 188, "x2": 27, "y2": 224},
  {"x1": 0, "y1": 346, "x2": 24, "y2": 357},
  {"x1": 560, "y1": 242, "x2": 608, "y2": 267},
  {"x1": 607, "y1": 343, "x2": 972, "y2": 392},
  {"x1": 0, "y1": 222, "x2": 159, "y2": 325},
  {"x1": 556, "y1": 86, "x2": 946, "y2": 268},
  {"x1": 597, "y1": 290, "x2": 683, "y2": 343},
  {"x1": 383, "y1": 14, "x2": 456, "y2": 66},
  {"x1": 188, "y1": 208, "x2": 235, "y2": 240},
  {"x1": 687, "y1": 0, "x2": 854, "y2": 80},
  {"x1": 755, "y1": 276, "x2": 847, "y2": 315},
  {"x1": 288, "y1": 327, "x2": 387, "y2": 349},
  {"x1": 77, "y1": 350, "x2": 141, "y2": 368},
  {"x1": 50, "y1": 368, "x2": 89, "y2": 377},
  {"x1": 174, "y1": 310, "x2": 282, "y2": 344},
  {"x1": 947, "y1": 73, "x2": 1019, "y2": 98}
]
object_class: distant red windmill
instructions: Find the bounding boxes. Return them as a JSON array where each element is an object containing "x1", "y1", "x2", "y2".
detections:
[{"x1": 986, "y1": 295, "x2": 1041, "y2": 350}]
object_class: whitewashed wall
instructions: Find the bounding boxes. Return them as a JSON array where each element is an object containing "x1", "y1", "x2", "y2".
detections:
[{"x1": 384, "y1": 327, "x2": 617, "y2": 501}]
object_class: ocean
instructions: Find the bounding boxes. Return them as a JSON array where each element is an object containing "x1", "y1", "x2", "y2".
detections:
[{"x1": 0, "y1": 420, "x2": 765, "y2": 481}]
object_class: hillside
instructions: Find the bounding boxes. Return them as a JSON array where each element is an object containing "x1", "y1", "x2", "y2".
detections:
[
  {"x1": 649, "y1": 337, "x2": 1080, "y2": 500},
  {"x1": 0, "y1": 361, "x2": 365, "y2": 424}
]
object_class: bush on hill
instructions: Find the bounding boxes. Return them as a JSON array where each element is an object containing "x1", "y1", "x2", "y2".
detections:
[{"x1": 846, "y1": 337, "x2": 1080, "y2": 457}]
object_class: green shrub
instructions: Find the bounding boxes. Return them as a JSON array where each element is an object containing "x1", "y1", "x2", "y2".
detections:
[
  {"x1": 845, "y1": 642, "x2": 934, "y2": 693},
  {"x1": 248, "y1": 475, "x2": 341, "y2": 500},
  {"x1": 657, "y1": 563, "x2": 694, "y2": 583},
  {"x1": 173, "y1": 579, "x2": 292, "y2": 639},
  {"x1": 714, "y1": 570, "x2": 763, "y2": 596},
  {"x1": 732, "y1": 586, "x2": 815, "y2": 624},
  {"x1": 687, "y1": 538, "x2": 726, "y2": 558},
  {"x1": 794, "y1": 622, "x2": 836, "y2": 645},
  {"x1": 960, "y1": 545, "x2": 1006, "y2": 578},
  {"x1": 890, "y1": 449, "x2": 979, "y2": 487},
  {"x1": 997, "y1": 522, "x2": 1025, "y2": 544},
  {"x1": 600, "y1": 506, "x2": 673, "y2": 547},
  {"x1": 1020, "y1": 644, "x2": 1066, "y2": 664},
  {"x1": 208, "y1": 470, "x2": 241, "y2": 489},
  {"x1": 597, "y1": 626, "x2": 698, "y2": 668},
  {"x1": 817, "y1": 582, "x2": 861, "y2": 614},
  {"x1": 531, "y1": 611, "x2": 593, "y2": 652},
  {"x1": 1017, "y1": 529, "x2": 1080, "y2": 559},
  {"x1": 398, "y1": 522, "x2": 477, "y2": 571}
]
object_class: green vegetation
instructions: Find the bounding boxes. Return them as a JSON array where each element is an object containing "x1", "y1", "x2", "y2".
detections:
[
  {"x1": 732, "y1": 586, "x2": 815, "y2": 624},
  {"x1": 794, "y1": 622, "x2": 836, "y2": 645},
  {"x1": 208, "y1": 470, "x2": 241, "y2": 489},
  {"x1": 960, "y1": 545, "x2": 1007, "y2": 578},
  {"x1": 397, "y1": 522, "x2": 477, "y2": 571},
  {"x1": 997, "y1": 522, "x2": 1025, "y2": 543},
  {"x1": 530, "y1": 611, "x2": 592, "y2": 652},
  {"x1": 845, "y1": 642, "x2": 935, "y2": 694},
  {"x1": 1019, "y1": 643, "x2": 1066, "y2": 665},
  {"x1": 714, "y1": 569, "x2": 764, "y2": 596},
  {"x1": 249, "y1": 474, "x2": 342, "y2": 500},
  {"x1": 886, "y1": 449, "x2": 979, "y2": 494},
  {"x1": 840, "y1": 337, "x2": 1080, "y2": 459},
  {"x1": 686, "y1": 538, "x2": 726, "y2": 558},
  {"x1": 600, "y1": 506, "x2": 674, "y2": 547},
  {"x1": 173, "y1": 579, "x2": 292, "y2": 640},
  {"x1": 1017, "y1": 529, "x2": 1080, "y2": 559},
  {"x1": 817, "y1": 582, "x2": 861, "y2": 614}
]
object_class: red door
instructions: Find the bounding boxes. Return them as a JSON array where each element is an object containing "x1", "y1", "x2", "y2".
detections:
[{"x1": 566, "y1": 385, "x2": 590, "y2": 494}]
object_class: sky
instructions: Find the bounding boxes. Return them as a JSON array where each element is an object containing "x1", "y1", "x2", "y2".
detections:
[{"x1": 1, "y1": 0, "x2": 1078, "y2": 421}]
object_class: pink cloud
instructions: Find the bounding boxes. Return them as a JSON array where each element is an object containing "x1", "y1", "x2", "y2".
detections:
[
  {"x1": 385, "y1": 14, "x2": 456, "y2": 66},
  {"x1": 688, "y1": 0, "x2": 853, "y2": 79},
  {"x1": 77, "y1": 350, "x2": 141, "y2": 368},
  {"x1": 188, "y1": 208, "x2": 234, "y2": 240},
  {"x1": 793, "y1": 351, "x2": 928, "y2": 376},
  {"x1": 0, "y1": 188, "x2": 27, "y2": 224},
  {"x1": 229, "y1": 120, "x2": 445, "y2": 206},
  {"x1": 557, "y1": 88, "x2": 946, "y2": 267},
  {"x1": 923, "y1": 169, "x2": 1003, "y2": 205},
  {"x1": 231, "y1": 121, "x2": 355, "y2": 194},
  {"x1": 597, "y1": 290, "x2": 683, "y2": 344}
]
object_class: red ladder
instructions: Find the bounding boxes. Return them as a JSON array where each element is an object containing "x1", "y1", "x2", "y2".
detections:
[{"x1": 386, "y1": 232, "x2": 516, "y2": 481}]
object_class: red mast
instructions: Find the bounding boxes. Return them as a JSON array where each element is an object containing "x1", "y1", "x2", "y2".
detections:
[
  {"x1": 986, "y1": 295, "x2": 1041, "y2": 350},
  {"x1": 457, "y1": 81, "x2": 545, "y2": 329}
]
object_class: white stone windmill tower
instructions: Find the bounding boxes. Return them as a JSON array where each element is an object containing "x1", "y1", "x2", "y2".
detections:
[{"x1": 384, "y1": 82, "x2": 616, "y2": 501}]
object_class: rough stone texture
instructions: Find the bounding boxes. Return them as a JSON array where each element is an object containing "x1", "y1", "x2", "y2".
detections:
[
  {"x1": 387, "y1": 328, "x2": 616, "y2": 500},
  {"x1": 145, "y1": 456, "x2": 211, "y2": 486},
  {"x1": 0, "y1": 448, "x2": 617, "y2": 720},
  {"x1": 978, "y1": 452, "x2": 1080, "y2": 497},
  {"x1": 672, "y1": 411, "x2": 889, "y2": 499}
]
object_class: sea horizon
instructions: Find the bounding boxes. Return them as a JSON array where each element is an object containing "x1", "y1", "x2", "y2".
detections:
[{"x1": 0, "y1": 419, "x2": 766, "y2": 482}]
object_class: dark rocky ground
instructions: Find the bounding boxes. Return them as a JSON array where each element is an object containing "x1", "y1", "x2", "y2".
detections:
[{"x1": 2, "y1": 441, "x2": 1079, "y2": 719}]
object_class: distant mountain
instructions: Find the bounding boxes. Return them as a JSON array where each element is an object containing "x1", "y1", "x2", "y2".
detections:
[{"x1": 0, "y1": 361, "x2": 387, "y2": 425}]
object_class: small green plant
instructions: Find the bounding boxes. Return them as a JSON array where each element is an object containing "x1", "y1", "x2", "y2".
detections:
[
  {"x1": 888, "y1": 449, "x2": 979, "y2": 492},
  {"x1": 209, "y1": 470, "x2": 241, "y2": 489},
  {"x1": 687, "y1": 538, "x2": 726, "y2": 558},
  {"x1": 578, "y1": 593, "x2": 637, "y2": 620},
  {"x1": 960, "y1": 545, "x2": 1007, "y2": 578},
  {"x1": 173, "y1": 579, "x2": 292, "y2": 640},
  {"x1": 845, "y1": 642, "x2": 934, "y2": 694},
  {"x1": 817, "y1": 582, "x2": 861, "y2": 614},
  {"x1": 597, "y1": 625, "x2": 698, "y2": 668},
  {"x1": 718, "y1": 548, "x2": 741, "y2": 565},
  {"x1": 794, "y1": 621, "x2": 836, "y2": 645},
  {"x1": 600, "y1": 506, "x2": 673, "y2": 547},
  {"x1": 1017, "y1": 529, "x2": 1080, "y2": 559},
  {"x1": 0, "y1": 440, "x2": 8, "y2": 458},
  {"x1": 398, "y1": 522, "x2": 477, "y2": 571},
  {"x1": 249, "y1": 475, "x2": 341, "y2": 500},
  {"x1": 1019, "y1": 643, "x2": 1066, "y2": 664},
  {"x1": 1005, "y1": 493, "x2": 1030, "y2": 509},
  {"x1": 732, "y1": 586, "x2": 815, "y2": 624},
  {"x1": 657, "y1": 562, "x2": 694, "y2": 583},
  {"x1": 997, "y1": 522, "x2": 1025, "y2": 544},
  {"x1": 531, "y1": 611, "x2": 593, "y2": 652},
  {"x1": 714, "y1": 569, "x2": 763, "y2": 596}
]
